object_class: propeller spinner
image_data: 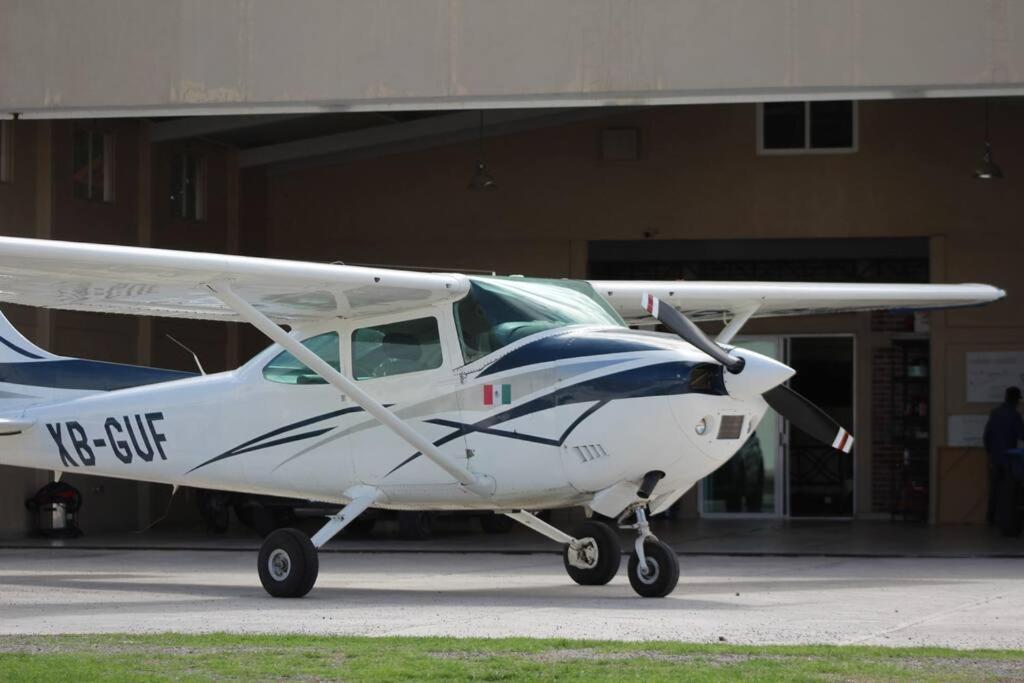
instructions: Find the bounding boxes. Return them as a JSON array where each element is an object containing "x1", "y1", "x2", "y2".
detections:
[{"x1": 642, "y1": 292, "x2": 855, "y2": 454}]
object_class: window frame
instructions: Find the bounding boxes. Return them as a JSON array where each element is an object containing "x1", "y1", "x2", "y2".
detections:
[
  {"x1": 756, "y1": 101, "x2": 858, "y2": 156},
  {"x1": 72, "y1": 128, "x2": 115, "y2": 202},
  {"x1": 261, "y1": 331, "x2": 341, "y2": 386},
  {"x1": 350, "y1": 314, "x2": 446, "y2": 382},
  {"x1": 169, "y1": 152, "x2": 208, "y2": 222},
  {"x1": 452, "y1": 277, "x2": 625, "y2": 365}
]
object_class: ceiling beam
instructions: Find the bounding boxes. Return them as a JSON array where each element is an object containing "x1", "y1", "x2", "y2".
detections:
[
  {"x1": 149, "y1": 114, "x2": 311, "y2": 142},
  {"x1": 11, "y1": 83, "x2": 1024, "y2": 121},
  {"x1": 240, "y1": 107, "x2": 632, "y2": 171}
]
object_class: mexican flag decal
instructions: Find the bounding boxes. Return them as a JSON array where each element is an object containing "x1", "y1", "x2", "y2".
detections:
[{"x1": 483, "y1": 383, "x2": 512, "y2": 406}]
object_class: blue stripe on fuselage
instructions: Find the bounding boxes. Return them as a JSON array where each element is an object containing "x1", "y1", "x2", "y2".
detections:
[
  {"x1": 480, "y1": 359, "x2": 725, "y2": 427},
  {"x1": 384, "y1": 359, "x2": 725, "y2": 476},
  {"x1": 0, "y1": 359, "x2": 196, "y2": 391},
  {"x1": 477, "y1": 328, "x2": 685, "y2": 377}
]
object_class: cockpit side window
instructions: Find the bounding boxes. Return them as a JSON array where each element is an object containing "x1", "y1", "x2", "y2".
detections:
[
  {"x1": 262, "y1": 332, "x2": 340, "y2": 385},
  {"x1": 351, "y1": 316, "x2": 443, "y2": 380}
]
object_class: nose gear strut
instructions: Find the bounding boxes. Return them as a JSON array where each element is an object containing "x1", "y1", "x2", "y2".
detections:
[
  {"x1": 618, "y1": 504, "x2": 656, "y2": 575},
  {"x1": 615, "y1": 471, "x2": 681, "y2": 598}
]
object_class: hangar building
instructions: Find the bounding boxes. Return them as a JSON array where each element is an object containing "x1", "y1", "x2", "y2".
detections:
[{"x1": 0, "y1": 1, "x2": 1022, "y2": 536}]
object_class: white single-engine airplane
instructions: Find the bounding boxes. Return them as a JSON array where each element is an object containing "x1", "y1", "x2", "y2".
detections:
[{"x1": 0, "y1": 236, "x2": 1004, "y2": 598}]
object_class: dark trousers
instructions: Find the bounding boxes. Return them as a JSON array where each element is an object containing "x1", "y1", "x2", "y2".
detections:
[{"x1": 988, "y1": 458, "x2": 1002, "y2": 524}]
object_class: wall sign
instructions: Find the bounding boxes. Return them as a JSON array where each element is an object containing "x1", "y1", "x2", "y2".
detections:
[
  {"x1": 947, "y1": 414, "x2": 988, "y2": 448},
  {"x1": 966, "y1": 351, "x2": 1024, "y2": 403}
]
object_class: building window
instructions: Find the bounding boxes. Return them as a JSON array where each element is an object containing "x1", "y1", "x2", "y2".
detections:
[
  {"x1": 72, "y1": 129, "x2": 114, "y2": 201},
  {"x1": 0, "y1": 120, "x2": 13, "y2": 183},
  {"x1": 169, "y1": 153, "x2": 206, "y2": 221},
  {"x1": 758, "y1": 101, "x2": 856, "y2": 154}
]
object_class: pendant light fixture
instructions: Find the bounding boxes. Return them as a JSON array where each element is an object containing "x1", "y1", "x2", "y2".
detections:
[
  {"x1": 973, "y1": 100, "x2": 1004, "y2": 180},
  {"x1": 468, "y1": 111, "x2": 497, "y2": 190}
]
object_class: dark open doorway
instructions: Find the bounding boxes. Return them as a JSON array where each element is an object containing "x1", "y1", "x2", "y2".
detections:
[{"x1": 786, "y1": 336, "x2": 855, "y2": 517}]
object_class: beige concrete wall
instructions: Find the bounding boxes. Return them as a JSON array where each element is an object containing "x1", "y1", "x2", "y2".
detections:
[{"x1": 3, "y1": 1, "x2": 1024, "y2": 117}]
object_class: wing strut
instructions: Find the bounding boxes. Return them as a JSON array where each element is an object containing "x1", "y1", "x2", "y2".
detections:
[
  {"x1": 207, "y1": 281, "x2": 495, "y2": 498},
  {"x1": 715, "y1": 304, "x2": 760, "y2": 344}
]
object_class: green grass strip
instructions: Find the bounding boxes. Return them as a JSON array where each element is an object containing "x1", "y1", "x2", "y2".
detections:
[{"x1": 0, "y1": 633, "x2": 1022, "y2": 682}]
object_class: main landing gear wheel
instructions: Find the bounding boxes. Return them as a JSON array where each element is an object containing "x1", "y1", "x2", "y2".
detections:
[
  {"x1": 258, "y1": 528, "x2": 319, "y2": 598},
  {"x1": 563, "y1": 520, "x2": 621, "y2": 586},
  {"x1": 628, "y1": 538, "x2": 679, "y2": 598}
]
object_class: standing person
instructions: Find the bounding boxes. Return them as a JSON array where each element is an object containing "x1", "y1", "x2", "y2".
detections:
[{"x1": 984, "y1": 386, "x2": 1024, "y2": 524}]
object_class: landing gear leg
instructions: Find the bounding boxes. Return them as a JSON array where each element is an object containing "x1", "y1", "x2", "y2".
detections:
[
  {"x1": 619, "y1": 505, "x2": 679, "y2": 598},
  {"x1": 505, "y1": 511, "x2": 621, "y2": 586},
  {"x1": 257, "y1": 486, "x2": 380, "y2": 598}
]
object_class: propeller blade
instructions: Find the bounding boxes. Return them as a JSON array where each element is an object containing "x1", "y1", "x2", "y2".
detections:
[
  {"x1": 763, "y1": 384, "x2": 854, "y2": 453},
  {"x1": 642, "y1": 293, "x2": 745, "y2": 374}
]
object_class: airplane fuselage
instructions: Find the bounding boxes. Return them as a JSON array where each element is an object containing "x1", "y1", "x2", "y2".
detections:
[{"x1": 0, "y1": 323, "x2": 780, "y2": 514}]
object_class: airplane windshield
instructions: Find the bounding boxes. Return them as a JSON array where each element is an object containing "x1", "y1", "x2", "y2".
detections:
[{"x1": 454, "y1": 277, "x2": 625, "y2": 364}]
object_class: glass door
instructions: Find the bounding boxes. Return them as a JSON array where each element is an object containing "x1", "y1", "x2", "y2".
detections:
[{"x1": 700, "y1": 337, "x2": 782, "y2": 517}]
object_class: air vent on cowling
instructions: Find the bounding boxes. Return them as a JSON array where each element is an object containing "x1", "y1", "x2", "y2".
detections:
[
  {"x1": 571, "y1": 444, "x2": 609, "y2": 464},
  {"x1": 717, "y1": 415, "x2": 744, "y2": 440}
]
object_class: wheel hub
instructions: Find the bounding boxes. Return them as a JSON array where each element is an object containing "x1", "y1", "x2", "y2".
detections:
[
  {"x1": 568, "y1": 537, "x2": 599, "y2": 569},
  {"x1": 267, "y1": 548, "x2": 291, "y2": 581},
  {"x1": 637, "y1": 557, "x2": 660, "y2": 585}
]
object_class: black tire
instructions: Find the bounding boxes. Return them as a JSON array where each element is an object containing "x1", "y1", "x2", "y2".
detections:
[
  {"x1": 627, "y1": 539, "x2": 679, "y2": 598},
  {"x1": 257, "y1": 528, "x2": 319, "y2": 598},
  {"x1": 398, "y1": 511, "x2": 433, "y2": 540},
  {"x1": 479, "y1": 513, "x2": 515, "y2": 534},
  {"x1": 996, "y1": 473, "x2": 1023, "y2": 538},
  {"x1": 562, "y1": 520, "x2": 621, "y2": 586}
]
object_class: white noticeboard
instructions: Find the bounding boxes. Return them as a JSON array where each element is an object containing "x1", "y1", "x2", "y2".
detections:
[
  {"x1": 966, "y1": 351, "x2": 1024, "y2": 403},
  {"x1": 947, "y1": 414, "x2": 988, "y2": 448}
]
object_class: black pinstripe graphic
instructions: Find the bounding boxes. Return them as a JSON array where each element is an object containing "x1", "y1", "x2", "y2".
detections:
[{"x1": 187, "y1": 406, "x2": 366, "y2": 473}]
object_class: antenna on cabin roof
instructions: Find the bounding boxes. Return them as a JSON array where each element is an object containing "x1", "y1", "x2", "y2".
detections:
[{"x1": 165, "y1": 334, "x2": 206, "y2": 375}]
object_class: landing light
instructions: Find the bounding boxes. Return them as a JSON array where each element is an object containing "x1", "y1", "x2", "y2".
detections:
[{"x1": 694, "y1": 418, "x2": 708, "y2": 436}]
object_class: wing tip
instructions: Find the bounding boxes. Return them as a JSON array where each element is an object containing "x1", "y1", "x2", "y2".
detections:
[
  {"x1": 832, "y1": 428, "x2": 854, "y2": 453},
  {"x1": 640, "y1": 292, "x2": 659, "y2": 317}
]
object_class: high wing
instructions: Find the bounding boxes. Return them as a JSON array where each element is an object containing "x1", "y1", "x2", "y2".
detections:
[
  {"x1": 590, "y1": 280, "x2": 1006, "y2": 323},
  {"x1": 0, "y1": 236, "x2": 468, "y2": 322}
]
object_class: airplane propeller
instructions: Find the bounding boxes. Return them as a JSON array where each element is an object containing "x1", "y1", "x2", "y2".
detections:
[
  {"x1": 642, "y1": 292, "x2": 854, "y2": 454},
  {"x1": 763, "y1": 384, "x2": 854, "y2": 453},
  {"x1": 641, "y1": 292, "x2": 745, "y2": 374}
]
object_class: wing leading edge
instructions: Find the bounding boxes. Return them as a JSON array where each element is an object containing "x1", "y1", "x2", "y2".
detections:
[
  {"x1": 590, "y1": 280, "x2": 1006, "y2": 323},
  {"x1": 0, "y1": 238, "x2": 1003, "y2": 325},
  {"x1": 0, "y1": 236, "x2": 469, "y2": 322}
]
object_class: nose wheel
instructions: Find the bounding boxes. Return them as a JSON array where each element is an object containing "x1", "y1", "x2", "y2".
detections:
[
  {"x1": 627, "y1": 538, "x2": 678, "y2": 597},
  {"x1": 620, "y1": 506, "x2": 679, "y2": 598},
  {"x1": 506, "y1": 504, "x2": 679, "y2": 597}
]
